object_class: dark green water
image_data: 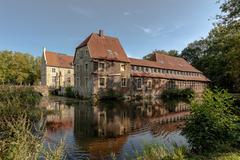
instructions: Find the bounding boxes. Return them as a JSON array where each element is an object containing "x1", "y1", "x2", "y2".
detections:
[{"x1": 41, "y1": 97, "x2": 189, "y2": 160}]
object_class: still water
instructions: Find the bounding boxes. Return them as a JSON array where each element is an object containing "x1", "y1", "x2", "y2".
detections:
[{"x1": 40, "y1": 97, "x2": 189, "y2": 160}]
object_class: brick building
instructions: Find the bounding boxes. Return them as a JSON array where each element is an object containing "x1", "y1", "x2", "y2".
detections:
[
  {"x1": 41, "y1": 48, "x2": 74, "y2": 88},
  {"x1": 73, "y1": 30, "x2": 210, "y2": 98}
]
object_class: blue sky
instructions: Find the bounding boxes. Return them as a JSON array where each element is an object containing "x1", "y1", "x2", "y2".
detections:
[{"x1": 0, "y1": 0, "x2": 220, "y2": 58}]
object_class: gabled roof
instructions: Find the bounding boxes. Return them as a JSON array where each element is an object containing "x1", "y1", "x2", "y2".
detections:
[
  {"x1": 131, "y1": 72, "x2": 210, "y2": 82},
  {"x1": 44, "y1": 51, "x2": 73, "y2": 69},
  {"x1": 76, "y1": 33, "x2": 129, "y2": 62},
  {"x1": 149, "y1": 53, "x2": 201, "y2": 73}
]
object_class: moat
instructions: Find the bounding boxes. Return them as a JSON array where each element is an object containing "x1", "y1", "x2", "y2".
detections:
[{"x1": 40, "y1": 97, "x2": 190, "y2": 160}]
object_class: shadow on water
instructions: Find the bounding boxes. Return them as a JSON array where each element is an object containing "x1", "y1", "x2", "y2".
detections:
[{"x1": 40, "y1": 97, "x2": 190, "y2": 160}]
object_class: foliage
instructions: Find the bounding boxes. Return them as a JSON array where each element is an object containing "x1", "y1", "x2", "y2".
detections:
[
  {"x1": 64, "y1": 86, "x2": 76, "y2": 98},
  {"x1": 182, "y1": 89, "x2": 239, "y2": 153},
  {"x1": 180, "y1": 0, "x2": 240, "y2": 92},
  {"x1": 0, "y1": 86, "x2": 66, "y2": 159},
  {"x1": 0, "y1": 86, "x2": 43, "y2": 122},
  {"x1": 217, "y1": 0, "x2": 240, "y2": 25},
  {"x1": 161, "y1": 88, "x2": 195, "y2": 101},
  {"x1": 0, "y1": 50, "x2": 41, "y2": 85},
  {"x1": 99, "y1": 89, "x2": 124, "y2": 100},
  {"x1": 132, "y1": 143, "x2": 186, "y2": 160},
  {"x1": 0, "y1": 115, "x2": 65, "y2": 160},
  {"x1": 143, "y1": 50, "x2": 180, "y2": 60}
]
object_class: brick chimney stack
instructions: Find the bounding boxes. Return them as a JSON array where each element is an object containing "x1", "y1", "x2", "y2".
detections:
[{"x1": 99, "y1": 30, "x2": 103, "y2": 36}]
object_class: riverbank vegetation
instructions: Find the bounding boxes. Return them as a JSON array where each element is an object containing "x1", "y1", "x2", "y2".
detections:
[
  {"x1": 161, "y1": 88, "x2": 195, "y2": 101},
  {"x1": 0, "y1": 86, "x2": 65, "y2": 159},
  {"x1": 123, "y1": 89, "x2": 240, "y2": 160},
  {"x1": 0, "y1": 51, "x2": 41, "y2": 85}
]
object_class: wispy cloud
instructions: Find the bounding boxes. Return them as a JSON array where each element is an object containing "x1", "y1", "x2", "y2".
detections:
[
  {"x1": 68, "y1": 5, "x2": 93, "y2": 17},
  {"x1": 137, "y1": 25, "x2": 183, "y2": 37},
  {"x1": 123, "y1": 12, "x2": 131, "y2": 16}
]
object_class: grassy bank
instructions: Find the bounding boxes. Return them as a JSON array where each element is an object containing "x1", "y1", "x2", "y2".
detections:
[
  {"x1": 124, "y1": 144, "x2": 240, "y2": 160},
  {"x1": 115, "y1": 89, "x2": 240, "y2": 160},
  {"x1": 0, "y1": 85, "x2": 65, "y2": 160}
]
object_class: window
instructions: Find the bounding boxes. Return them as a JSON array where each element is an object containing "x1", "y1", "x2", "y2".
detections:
[
  {"x1": 85, "y1": 63, "x2": 88, "y2": 71},
  {"x1": 68, "y1": 70, "x2": 71, "y2": 74},
  {"x1": 99, "y1": 77, "x2": 106, "y2": 88},
  {"x1": 137, "y1": 78, "x2": 142, "y2": 89},
  {"x1": 131, "y1": 66, "x2": 134, "y2": 71},
  {"x1": 120, "y1": 64, "x2": 126, "y2": 71},
  {"x1": 52, "y1": 76, "x2": 56, "y2": 83},
  {"x1": 85, "y1": 50, "x2": 89, "y2": 55},
  {"x1": 85, "y1": 77, "x2": 88, "y2": 88},
  {"x1": 146, "y1": 67, "x2": 149, "y2": 72},
  {"x1": 76, "y1": 77, "x2": 80, "y2": 87},
  {"x1": 67, "y1": 77, "x2": 71, "y2": 84},
  {"x1": 121, "y1": 77, "x2": 127, "y2": 87},
  {"x1": 52, "y1": 68, "x2": 56, "y2": 73},
  {"x1": 99, "y1": 62, "x2": 105, "y2": 71},
  {"x1": 147, "y1": 80, "x2": 152, "y2": 89},
  {"x1": 76, "y1": 64, "x2": 79, "y2": 70}
]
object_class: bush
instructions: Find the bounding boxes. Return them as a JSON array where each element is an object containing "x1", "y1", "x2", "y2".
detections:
[
  {"x1": 182, "y1": 89, "x2": 239, "y2": 153},
  {"x1": 161, "y1": 88, "x2": 195, "y2": 100},
  {"x1": 0, "y1": 86, "x2": 43, "y2": 122},
  {"x1": 0, "y1": 85, "x2": 41, "y2": 107},
  {"x1": 0, "y1": 115, "x2": 65, "y2": 160},
  {"x1": 64, "y1": 86, "x2": 76, "y2": 98},
  {"x1": 100, "y1": 89, "x2": 124, "y2": 100}
]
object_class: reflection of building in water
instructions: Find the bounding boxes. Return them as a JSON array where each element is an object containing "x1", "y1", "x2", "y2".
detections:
[
  {"x1": 72, "y1": 100, "x2": 190, "y2": 159},
  {"x1": 74, "y1": 102, "x2": 131, "y2": 138},
  {"x1": 43, "y1": 100, "x2": 74, "y2": 131},
  {"x1": 74, "y1": 99, "x2": 189, "y2": 138}
]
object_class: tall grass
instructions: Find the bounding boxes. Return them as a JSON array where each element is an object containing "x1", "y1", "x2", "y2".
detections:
[
  {"x1": 0, "y1": 85, "x2": 65, "y2": 160},
  {"x1": 0, "y1": 115, "x2": 65, "y2": 160}
]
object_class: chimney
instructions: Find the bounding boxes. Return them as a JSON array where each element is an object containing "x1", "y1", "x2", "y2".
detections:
[
  {"x1": 43, "y1": 47, "x2": 46, "y2": 54},
  {"x1": 99, "y1": 30, "x2": 103, "y2": 36}
]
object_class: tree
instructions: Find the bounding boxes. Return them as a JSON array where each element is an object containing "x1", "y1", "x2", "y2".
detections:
[
  {"x1": 180, "y1": 39, "x2": 208, "y2": 66},
  {"x1": 182, "y1": 89, "x2": 239, "y2": 153},
  {"x1": 143, "y1": 49, "x2": 179, "y2": 60},
  {"x1": 217, "y1": 0, "x2": 240, "y2": 25},
  {"x1": 180, "y1": 0, "x2": 240, "y2": 92},
  {"x1": 0, "y1": 50, "x2": 41, "y2": 85}
]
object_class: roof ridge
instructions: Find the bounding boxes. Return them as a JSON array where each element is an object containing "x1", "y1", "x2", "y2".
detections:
[
  {"x1": 154, "y1": 52, "x2": 183, "y2": 60},
  {"x1": 45, "y1": 50, "x2": 73, "y2": 57}
]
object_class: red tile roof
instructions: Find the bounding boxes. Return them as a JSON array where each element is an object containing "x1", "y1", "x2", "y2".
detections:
[
  {"x1": 149, "y1": 53, "x2": 201, "y2": 73},
  {"x1": 44, "y1": 51, "x2": 73, "y2": 69},
  {"x1": 129, "y1": 57, "x2": 210, "y2": 82},
  {"x1": 76, "y1": 33, "x2": 129, "y2": 62},
  {"x1": 131, "y1": 71, "x2": 210, "y2": 82}
]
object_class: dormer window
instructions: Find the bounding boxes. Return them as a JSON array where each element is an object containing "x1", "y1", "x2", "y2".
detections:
[
  {"x1": 99, "y1": 62, "x2": 105, "y2": 71},
  {"x1": 86, "y1": 50, "x2": 89, "y2": 55},
  {"x1": 120, "y1": 64, "x2": 126, "y2": 71}
]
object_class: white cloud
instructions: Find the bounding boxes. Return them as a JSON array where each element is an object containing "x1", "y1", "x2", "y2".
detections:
[
  {"x1": 123, "y1": 12, "x2": 131, "y2": 16},
  {"x1": 68, "y1": 5, "x2": 93, "y2": 17},
  {"x1": 137, "y1": 25, "x2": 183, "y2": 37}
]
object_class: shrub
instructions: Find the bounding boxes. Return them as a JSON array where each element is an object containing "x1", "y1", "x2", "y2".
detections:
[
  {"x1": 0, "y1": 86, "x2": 43, "y2": 122},
  {"x1": 0, "y1": 115, "x2": 65, "y2": 160},
  {"x1": 100, "y1": 89, "x2": 124, "y2": 100},
  {"x1": 0, "y1": 85, "x2": 41, "y2": 107},
  {"x1": 64, "y1": 86, "x2": 76, "y2": 98},
  {"x1": 161, "y1": 88, "x2": 195, "y2": 101},
  {"x1": 182, "y1": 89, "x2": 239, "y2": 153}
]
